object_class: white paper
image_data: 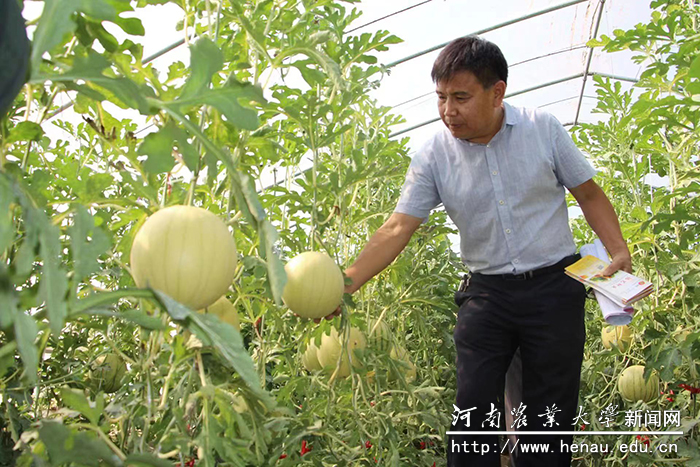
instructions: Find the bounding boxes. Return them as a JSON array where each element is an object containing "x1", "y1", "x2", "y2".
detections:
[{"x1": 580, "y1": 240, "x2": 634, "y2": 326}]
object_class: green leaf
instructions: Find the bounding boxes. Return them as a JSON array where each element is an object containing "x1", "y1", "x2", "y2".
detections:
[
  {"x1": 152, "y1": 290, "x2": 192, "y2": 321},
  {"x1": 88, "y1": 20, "x2": 119, "y2": 53},
  {"x1": 31, "y1": 0, "x2": 117, "y2": 75},
  {"x1": 39, "y1": 223, "x2": 68, "y2": 336},
  {"x1": 59, "y1": 388, "x2": 103, "y2": 426},
  {"x1": 32, "y1": 52, "x2": 154, "y2": 114},
  {"x1": 69, "y1": 288, "x2": 155, "y2": 315},
  {"x1": 63, "y1": 82, "x2": 107, "y2": 103},
  {"x1": 188, "y1": 312, "x2": 273, "y2": 407},
  {"x1": 111, "y1": 17, "x2": 145, "y2": 36},
  {"x1": 0, "y1": 175, "x2": 13, "y2": 253},
  {"x1": 173, "y1": 82, "x2": 264, "y2": 130},
  {"x1": 180, "y1": 38, "x2": 223, "y2": 100},
  {"x1": 154, "y1": 104, "x2": 236, "y2": 174},
  {"x1": 69, "y1": 205, "x2": 111, "y2": 284},
  {"x1": 657, "y1": 347, "x2": 682, "y2": 381},
  {"x1": 137, "y1": 122, "x2": 198, "y2": 174},
  {"x1": 124, "y1": 453, "x2": 174, "y2": 467},
  {"x1": 5, "y1": 122, "x2": 45, "y2": 144},
  {"x1": 308, "y1": 31, "x2": 332, "y2": 46},
  {"x1": 14, "y1": 312, "x2": 38, "y2": 385},
  {"x1": 77, "y1": 308, "x2": 167, "y2": 331},
  {"x1": 137, "y1": 129, "x2": 176, "y2": 174},
  {"x1": 276, "y1": 47, "x2": 346, "y2": 92},
  {"x1": 38, "y1": 421, "x2": 121, "y2": 466},
  {"x1": 119, "y1": 309, "x2": 167, "y2": 330},
  {"x1": 0, "y1": 266, "x2": 18, "y2": 329},
  {"x1": 260, "y1": 220, "x2": 286, "y2": 305},
  {"x1": 644, "y1": 327, "x2": 666, "y2": 340},
  {"x1": 153, "y1": 290, "x2": 273, "y2": 407},
  {"x1": 690, "y1": 55, "x2": 700, "y2": 80},
  {"x1": 237, "y1": 171, "x2": 266, "y2": 222}
]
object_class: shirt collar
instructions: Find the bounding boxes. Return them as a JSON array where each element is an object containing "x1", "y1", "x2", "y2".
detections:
[
  {"x1": 457, "y1": 102, "x2": 517, "y2": 146},
  {"x1": 503, "y1": 101, "x2": 518, "y2": 126}
]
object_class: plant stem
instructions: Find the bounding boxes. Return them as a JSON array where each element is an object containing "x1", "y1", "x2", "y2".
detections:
[{"x1": 74, "y1": 423, "x2": 127, "y2": 461}]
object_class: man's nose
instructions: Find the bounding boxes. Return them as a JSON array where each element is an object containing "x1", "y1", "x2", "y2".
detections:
[{"x1": 444, "y1": 99, "x2": 458, "y2": 116}]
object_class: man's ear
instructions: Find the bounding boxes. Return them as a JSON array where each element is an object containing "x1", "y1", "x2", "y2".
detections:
[{"x1": 492, "y1": 80, "x2": 506, "y2": 106}]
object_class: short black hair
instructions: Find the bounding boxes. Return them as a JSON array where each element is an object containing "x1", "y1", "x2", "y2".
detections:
[{"x1": 431, "y1": 36, "x2": 508, "y2": 88}]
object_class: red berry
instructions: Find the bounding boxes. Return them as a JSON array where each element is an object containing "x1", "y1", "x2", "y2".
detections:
[
  {"x1": 365, "y1": 440, "x2": 372, "y2": 449},
  {"x1": 300, "y1": 440, "x2": 312, "y2": 456}
]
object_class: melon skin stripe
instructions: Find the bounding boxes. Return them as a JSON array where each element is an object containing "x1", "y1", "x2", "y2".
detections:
[{"x1": 618, "y1": 365, "x2": 658, "y2": 403}]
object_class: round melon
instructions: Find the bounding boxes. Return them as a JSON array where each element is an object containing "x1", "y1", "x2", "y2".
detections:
[
  {"x1": 317, "y1": 327, "x2": 366, "y2": 378},
  {"x1": 602, "y1": 325, "x2": 633, "y2": 351},
  {"x1": 618, "y1": 365, "x2": 658, "y2": 403},
  {"x1": 301, "y1": 341, "x2": 322, "y2": 372},
  {"x1": 130, "y1": 205, "x2": 238, "y2": 310},
  {"x1": 199, "y1": 295, "x2": 240, "y2": 330},
  {"x1": 675, "y1": 324, "x2": 691, "y2": 342},
  {"x1": 282, "y1": 251, "x2": 344, "y2": 319},
  {"x1": 389, "y1": 345, "x2": 416, "y2": 384},
  {"x1": 90, "y1": 354, "x2": 126, "y2": 393},
  {"x1": 368, "y1": 319, "x2": 392, "y2": 352}
]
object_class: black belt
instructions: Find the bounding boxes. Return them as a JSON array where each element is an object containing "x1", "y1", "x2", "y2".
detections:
[{"x1": 472, "y1": 254, "x2": 581, "y2": 281}]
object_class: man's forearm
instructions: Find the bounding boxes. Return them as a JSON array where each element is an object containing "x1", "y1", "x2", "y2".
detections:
[
  {"x1": 579, "y1": 193, "x2": 628, "y2": 257},
  {"x1": 344, "y1": 224, "x2": 415, "y2": 294},
  {"x1": 578, "y1": 190, "x2": 631, "y2": 274}
]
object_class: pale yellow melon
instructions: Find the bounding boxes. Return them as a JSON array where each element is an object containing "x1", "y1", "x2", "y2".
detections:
[
  {"x1": 282, "y1": 251, "x2": 344, "y2": 319},
  {"x1": 317, "y1": 327, "x2": 366, "y2": 378},
  {"x1": 199, "y1": 295, "x2": 240, "y2": 330},
  {"x1": 130, "y1": 205, "x2": 237, "y2": 310}
]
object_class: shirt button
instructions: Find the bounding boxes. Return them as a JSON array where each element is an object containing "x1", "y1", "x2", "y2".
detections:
[
  {"x1": 492, "y1": 171, "x2": 498, "y2": 176},
  {"x1": 505, "y1": 229, "x2": 512, "y2": 234},
  {"x1": 499, "y1": 200, "x2": 505, "y2": 205},
  {"x1": 514, "y1": 259, "x2": 520, "y2": 264}
]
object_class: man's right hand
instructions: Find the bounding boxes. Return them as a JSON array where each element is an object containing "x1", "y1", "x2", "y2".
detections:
[
  {"x1": 313, "y1": 285, "x2": 352, "y2": 323},
  {"x1": 313, "y1": 306, "x2": 342, "y2": 324},
  {"x1": 310, "y1": 213, "x2": 423, "y2": 324}
]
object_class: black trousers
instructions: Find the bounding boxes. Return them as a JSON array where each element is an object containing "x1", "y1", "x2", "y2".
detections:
[{"x1": 447, "y1": 260, "x2": 586, "y2": 467}]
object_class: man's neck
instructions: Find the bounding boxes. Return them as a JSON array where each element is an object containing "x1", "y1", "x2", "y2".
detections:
[{"x1": 465, "y1": 106, "x2": 505, "y2": 145}]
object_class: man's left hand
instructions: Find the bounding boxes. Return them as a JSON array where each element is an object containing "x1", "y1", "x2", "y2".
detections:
[{"x1": 601, "y1": 251, "x2": 632, "y2": 276}]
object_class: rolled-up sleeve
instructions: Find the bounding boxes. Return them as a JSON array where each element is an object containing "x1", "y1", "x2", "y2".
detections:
[
  {"x1": 549, "y1": 115, "x2": 597, "y2": 189},
  {"x1": 394, "y1": 149, "x2": 441, "y2": 220}
]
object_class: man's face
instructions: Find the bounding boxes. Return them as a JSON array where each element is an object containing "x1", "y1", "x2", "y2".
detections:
[{"x1": 436, "y1": 70, "x2": 505, "y2": 143}]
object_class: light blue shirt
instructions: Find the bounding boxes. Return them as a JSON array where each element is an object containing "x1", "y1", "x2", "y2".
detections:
[{"x1": 394, "y1": 102, "x2": 597, "y2": 275}]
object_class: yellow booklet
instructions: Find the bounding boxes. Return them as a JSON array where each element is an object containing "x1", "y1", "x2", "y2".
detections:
[{"x1": 565, "y1": 255, "x2": 653, "y2": 306}]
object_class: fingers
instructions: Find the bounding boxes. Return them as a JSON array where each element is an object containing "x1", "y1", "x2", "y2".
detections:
[
  {"x1": 600, "y1": 265, "x2": 617, "y2": 277},
  {"x1": 312, "y1": 307, "x2": 342, "y2": 324},
  {"x1": 601, "y1": 256, "x2": 633, "y2": 277}
]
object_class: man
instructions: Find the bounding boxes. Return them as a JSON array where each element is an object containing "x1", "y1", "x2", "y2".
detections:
[
  {"x1": 327, "y1": 36, "x2": 631, "y2": 466},
  {"x1": 0, "y1": 0, "x2": 30, "y2": 118}
]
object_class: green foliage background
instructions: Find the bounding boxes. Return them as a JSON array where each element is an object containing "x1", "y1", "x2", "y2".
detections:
[{"x1": 0, "y1": 0, "x2": 698, "y2": 466}]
